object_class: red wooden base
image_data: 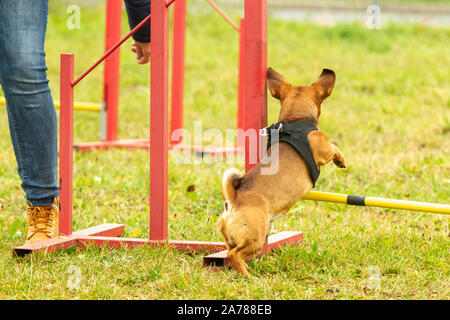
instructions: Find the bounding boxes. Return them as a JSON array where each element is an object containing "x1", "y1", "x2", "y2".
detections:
[
  {"x1": 13, "y1": 223, "x2": 303, "y2": 270},
  {"x1": 13, "y1": 223, "x2": 124, "y2": 257},
  {"x1": 74, "y1": 139, "x2": 243, "y2": 157},
  {"x1": 203, "y1": 231, "x2": 303, "y2": 267}
]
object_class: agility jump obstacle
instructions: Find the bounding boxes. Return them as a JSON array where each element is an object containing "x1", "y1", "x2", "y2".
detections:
[
  {"x1": 12, "y1": 1, "x2": 449, "y2": 269},
  {"x1": 13, "y1": 0, "x2": 304, "y2": 262},
  {"x1": 74, "y1": 0, "x2": 246, "y2": 155}
]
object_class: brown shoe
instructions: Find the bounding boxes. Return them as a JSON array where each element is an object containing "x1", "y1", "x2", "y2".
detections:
[{"x1": 25, "y1": 198, "x2": 59, "y2": 244}]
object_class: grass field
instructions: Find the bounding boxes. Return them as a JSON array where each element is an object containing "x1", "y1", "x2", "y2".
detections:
[{"x1": 0, "y1": 2, "x2": 449, "y2": 299}]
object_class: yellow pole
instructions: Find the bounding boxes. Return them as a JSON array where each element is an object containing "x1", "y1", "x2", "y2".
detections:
[
  {"x1": 0, "y1": 96, "x2": 101, "y2": 112},
  {"x1": 303, "y1": 191, "x2": 450, "y2": 215}
]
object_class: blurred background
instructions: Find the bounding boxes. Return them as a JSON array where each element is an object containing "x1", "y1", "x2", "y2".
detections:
[{"x1": 63, "y1": 0, "x2": 450, "y2": 26}]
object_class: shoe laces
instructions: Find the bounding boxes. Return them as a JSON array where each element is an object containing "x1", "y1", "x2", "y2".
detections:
[{"x1": 27, "y1": 205, "x2": 57, "y2": 239}]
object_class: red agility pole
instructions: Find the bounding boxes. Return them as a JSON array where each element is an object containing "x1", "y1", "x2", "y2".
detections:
[
  {"x1": 102, "y1": 0, "x2": 122, "y2": 142},
  {"x1": 13, "y1": 1, "x2": 303, "y2": 269},
  {"x1": 170, "y1": 0, "x2": 186, "y2": 145},
  {"x1": 72, "y1": 16, "x2": 152, "y2": 86},
  {"x1": 244, "y1": 0, "x2": 268, "y2": 172},
  {"x1": 237, "y1": 18, "x2": 246, "y2": 135},
  {"x1": 150, "y1": 0, "x2": 170, "y2": 240},
  {"x1": 205, "y1": 0, "x2": 240, "y2": 32},
  {"x1": 59, "y1": 54, "x2": 74, "y2": 236}
]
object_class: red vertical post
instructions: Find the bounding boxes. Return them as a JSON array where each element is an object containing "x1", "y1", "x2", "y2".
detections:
[
  {"x1": 59, "y1": 54, "x2": 74, "y2": 236},
  {"x1": 244, "y1": 0, "x2": 267, "y2": 172},
  {"x1": 170, "y1": 0, "x2": 186, "y2": 145},
  {"x1": 150, "y1": 0, "x2": 169, "y2": 241},
  {"x1": 103, "y1": 0, "x2": 122, "y2": 141},
  {"x1": 237, "y1": 18, "x2": 245, "y2": 145}
]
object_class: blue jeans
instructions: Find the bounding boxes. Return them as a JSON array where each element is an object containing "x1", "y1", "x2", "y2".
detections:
[{"x1": 0, "y1": 0, "x2": 58, "y2": 206}]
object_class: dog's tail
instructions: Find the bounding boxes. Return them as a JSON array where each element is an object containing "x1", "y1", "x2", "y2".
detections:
[{"x1": 222, "y1": 168, "x2": 244, "y2": 203}]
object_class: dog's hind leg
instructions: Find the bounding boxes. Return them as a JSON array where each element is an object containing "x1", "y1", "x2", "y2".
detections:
[
  {"x1": 227, "y1": 244, "x2": 251, "y2": 276},
  {"x1": 227, "y1": 238, "x2": 265, "y2": 276}
]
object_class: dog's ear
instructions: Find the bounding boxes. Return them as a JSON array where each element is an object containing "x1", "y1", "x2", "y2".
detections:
[
  {"x1": 267, "y1": 67, "x2": 289, "y2": 100},
  {"x1": 312, "y1": 69, "x2": 336, "y2": 101}
]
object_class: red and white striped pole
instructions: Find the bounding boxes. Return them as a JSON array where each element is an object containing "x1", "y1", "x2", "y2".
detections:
[{"x1": 59, "y1": 54, "x2": 74, "y2": 236}]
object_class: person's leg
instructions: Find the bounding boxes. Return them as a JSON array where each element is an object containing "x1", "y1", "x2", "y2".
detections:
[{"x1": 0, "y1": 0, "x2": 59, "y2": 206}]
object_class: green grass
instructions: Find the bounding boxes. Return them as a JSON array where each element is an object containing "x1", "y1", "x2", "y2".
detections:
[{"x1": 0, "y1": 3, "x2": 449, "y2": 299}]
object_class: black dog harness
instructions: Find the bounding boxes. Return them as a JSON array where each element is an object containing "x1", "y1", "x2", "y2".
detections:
[{"x1": 261, "y1": 120, "x2": 320, "y2": 187}]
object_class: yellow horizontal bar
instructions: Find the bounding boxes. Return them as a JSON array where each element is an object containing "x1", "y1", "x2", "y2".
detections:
[
  {"x1": 364, "y1": 196, "x2": 450, "y2": 215},
  {"x1": 304, "y1": 191, "x2": 450, "y2": 215},
  {"x1": 303, "y1": 191, "x2": 348, "y2": 204},
  {"x1": 0, "y1": 96, "x2": 101, "y2": 112}
]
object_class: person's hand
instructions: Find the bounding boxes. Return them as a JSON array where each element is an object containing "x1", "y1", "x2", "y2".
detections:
[{"x1": 131, "y1": 41, "x2": 150, "y2": 64}]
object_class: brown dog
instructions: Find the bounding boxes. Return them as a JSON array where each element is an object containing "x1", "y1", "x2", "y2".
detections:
[{"x1": 217, "y1": 68, "x2": 346, "y2": 275}]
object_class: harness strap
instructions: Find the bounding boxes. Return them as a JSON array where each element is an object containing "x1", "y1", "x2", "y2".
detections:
[{"x1": 264, "y1": 120, "x2": 320, "y2": 187}]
